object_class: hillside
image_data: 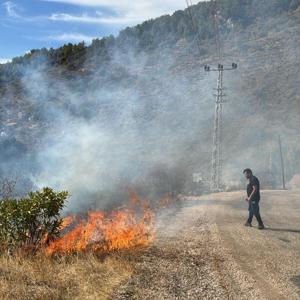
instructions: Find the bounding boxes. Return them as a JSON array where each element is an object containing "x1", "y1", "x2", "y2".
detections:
[{"x1": 0, "y1": 0, "x2": 299, "y2": 207}]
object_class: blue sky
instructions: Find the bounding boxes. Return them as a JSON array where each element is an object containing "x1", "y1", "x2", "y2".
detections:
[{"x1": 0, "y1": 0, "x2": 188, "y2": 62}]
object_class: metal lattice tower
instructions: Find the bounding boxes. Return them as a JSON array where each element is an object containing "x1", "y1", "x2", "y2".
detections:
[
  {"x1": 212, "y1": 65, "x2": 224, "y2": 191},
  {"x1": 203, "y1": 0, "x2": 238, "y2": 192},
  {"x1": 204, "y1": 63, "x2": 238, "y2": 191},
  {"x1": 185, "y1": 0, "x2": 238, "y2": 191}
]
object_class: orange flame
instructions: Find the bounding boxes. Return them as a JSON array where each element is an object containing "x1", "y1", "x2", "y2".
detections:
[{"x1": 44, "y1": 193, "x2": 154, "y2": 256}]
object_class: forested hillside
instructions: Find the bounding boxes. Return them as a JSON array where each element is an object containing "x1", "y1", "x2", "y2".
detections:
[{"x1": 0, "y1": 0, "x2": 299, "y2": 207}]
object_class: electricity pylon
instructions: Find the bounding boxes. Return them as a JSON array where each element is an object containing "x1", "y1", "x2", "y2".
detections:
[{"x1": 204, "y1": 63, "x2": 238, "y2": 191}]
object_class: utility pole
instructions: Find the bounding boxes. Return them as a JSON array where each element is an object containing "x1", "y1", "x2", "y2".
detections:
[
  {"x1": 269, "y1": 150, "x2": 273, "y2": 188},
  {"x1": 278, "y1": 135, "x2": 286, "y2": 190},
  {"x1": 185, "y1": 0, "x2": 238, "y2": 191},
  {"x1": 204, "y1": 63, "x2": 238, "y2": 191},
  {"x1": 204, "y1": 0, "x2": 238, "y2": 192},
  {"x1": 269, "y1": 151, "x2": 272, "y2": 177}
]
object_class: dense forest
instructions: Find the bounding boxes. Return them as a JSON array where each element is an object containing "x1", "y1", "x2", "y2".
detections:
[{"x1": 0, "y1": 0, "x2": 299, "y2": 207}]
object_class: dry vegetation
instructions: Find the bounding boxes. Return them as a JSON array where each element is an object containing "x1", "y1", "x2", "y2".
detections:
[
  {"x1": 0, "y1": 253, "x2": 132, "y2": 300},
  {"x1": 0, "y1": 191, "x2": 299, "y2": 299}
]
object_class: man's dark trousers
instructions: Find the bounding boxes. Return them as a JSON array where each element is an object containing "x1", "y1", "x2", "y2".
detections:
[{"x1": 247, "y1": 201, "x2": 263, "y2": 226}]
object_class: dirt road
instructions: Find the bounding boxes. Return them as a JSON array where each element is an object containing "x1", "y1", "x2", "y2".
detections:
[{"x1": 114, "y1": 190, "x2": 300, "y2": 299}]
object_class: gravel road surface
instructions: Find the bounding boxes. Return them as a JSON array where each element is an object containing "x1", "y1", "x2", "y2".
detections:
[{"x1": 114, "y1": 190, "x2": 300, "y2": 299}]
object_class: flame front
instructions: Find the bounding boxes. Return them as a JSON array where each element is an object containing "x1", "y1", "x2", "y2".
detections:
[{"x1": 45, "y1": 196, "x2": 154, "y2": 256}]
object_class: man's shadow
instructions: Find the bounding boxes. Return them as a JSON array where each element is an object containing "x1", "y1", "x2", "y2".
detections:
[{"x1": 265, "y1": 227, "x2": 300, "y2": 234}]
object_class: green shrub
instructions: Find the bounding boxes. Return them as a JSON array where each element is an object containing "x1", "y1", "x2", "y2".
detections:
[{"x1": 0, "y1": 187, "x2": 68, "y2": 253}]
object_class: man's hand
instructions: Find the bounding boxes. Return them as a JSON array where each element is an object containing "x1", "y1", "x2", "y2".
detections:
[{"x1": 245, "y1": 197, "x2": 250, "y2": 202}]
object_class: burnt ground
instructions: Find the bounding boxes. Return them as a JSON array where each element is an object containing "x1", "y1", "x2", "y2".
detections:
[{"x1": 112, "y1": 190, "x2": 300, "y2": 300}]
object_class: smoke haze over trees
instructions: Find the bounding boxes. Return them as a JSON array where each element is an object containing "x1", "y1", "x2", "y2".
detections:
[{"x1": 0, "y1": 0, "x2": 299, "y2": 210}]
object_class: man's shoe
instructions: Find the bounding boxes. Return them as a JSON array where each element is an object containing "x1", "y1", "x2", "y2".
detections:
[
  {"x1": 258, "y1": 224, "x2": 265, "y2": 230},
  {"x1": 244, "y1": 222, "x2": 252, "y2": 227}
]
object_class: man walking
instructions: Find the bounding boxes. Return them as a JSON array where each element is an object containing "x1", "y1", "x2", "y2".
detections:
[{"x1": 243, "y1": 169, "x2": 265, "y2": 229}]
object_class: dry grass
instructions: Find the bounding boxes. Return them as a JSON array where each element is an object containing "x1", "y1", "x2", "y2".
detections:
[{"x1": 0, "y1": 253, "x2": 133, "y2": 300}]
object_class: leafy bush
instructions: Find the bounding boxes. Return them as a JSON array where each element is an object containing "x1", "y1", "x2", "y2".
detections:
[{"x1": 0, "y1": 187, "x2": 68, "y2": 253}]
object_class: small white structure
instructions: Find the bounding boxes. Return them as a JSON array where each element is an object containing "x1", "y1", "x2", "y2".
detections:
[{"x1": 193, "y1": 173, "x2": 203, "y2": 183}]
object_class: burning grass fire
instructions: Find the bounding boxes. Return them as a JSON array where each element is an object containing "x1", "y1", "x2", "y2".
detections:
[{"x1": 44, "y1": 192, "x2": 155, "y2": 256}]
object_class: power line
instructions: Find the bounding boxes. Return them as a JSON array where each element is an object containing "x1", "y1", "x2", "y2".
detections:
[
  {"x1": 184, "y1": 0, "x2": 238, "y2": 191},
  {"x1": 212, "y1": 0, "x2": 222, "y2": 60},
  {"x1": 185, "y1": 0, "x2": 202, "y2": 57},
  {"x1": 206, "y1": 0, "x2": 238, "y2": 192}
]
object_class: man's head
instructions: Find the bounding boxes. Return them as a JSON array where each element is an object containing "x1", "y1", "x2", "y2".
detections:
[{"x1": 243, "y1": 168, "x2": 253, "y2": 179}]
